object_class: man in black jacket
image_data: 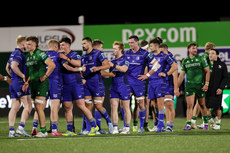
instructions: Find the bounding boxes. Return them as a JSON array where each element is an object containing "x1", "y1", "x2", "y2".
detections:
[{"x1": 206, "y1": 49, "x2": 228, "y2": 130}]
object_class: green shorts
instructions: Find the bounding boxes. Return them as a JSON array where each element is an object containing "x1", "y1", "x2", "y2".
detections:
[
  {"x1": 30, "y1": 79, "x2": 49, "y2": 99},
  {"x1": 185, "y1": 83, "x2": 205, "y2": 98}
]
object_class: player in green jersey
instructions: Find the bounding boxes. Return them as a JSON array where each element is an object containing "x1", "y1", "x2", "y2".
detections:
[
  {"x1": 24, "y1": 36, "x2": 55, "y2": 137},
  {"x1": 191, "y1": 42, "x2": 216, "y2": 129},
  {"x1": 178, "y1": 42, "x2": 210, "y2": 130}
]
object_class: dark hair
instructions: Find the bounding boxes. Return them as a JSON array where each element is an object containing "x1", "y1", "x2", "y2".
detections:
[
  {"x1": 82, "y1": 37, "x2": 92, "y2": 43},
  {"x1": 187, "y1": 42, "x2": 197, "y2": 50},
  {"x1": 92, "y1": 39, "x2": 104, "y2": 47},
  {"x1": 149, "y1": 37, "x2": 162, "y2": 46},
  {"x1": 211, "y1": 49, "x2": 219, "y2": 55},
  {"x1": 59, "y1": 37, "x2": 71, "y2": 44},
  {"x1": 140, "y1": 40, "x2": 148, "y2": 47},
  {"x1": 26, "y1": 36, "x2": 39, "y2": 48},
  {"x1": 128, "y1": 35, "x2": 139, "y2": 41},
  {"x1": 159, "y1": 43, "x2": 168, "y2": 49}
]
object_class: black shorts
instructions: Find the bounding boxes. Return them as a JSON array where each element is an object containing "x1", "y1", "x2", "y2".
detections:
[{"x1": 205, "y1": 96, "x2": 222, "y2": 110}]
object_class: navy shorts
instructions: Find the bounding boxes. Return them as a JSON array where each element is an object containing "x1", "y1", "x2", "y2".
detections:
[
  {"x1": 148, "y1": 82, "x2": 166, "y2": 100},
  {"x1": 165, "y1": 79, "x2": 174, "y2": 96},
  {"x1": 9, "y1": 80, "x2": 30, "y2": 99},
  {"x1": 129, "y1": 81, "x2": 146, "y2": 97},
  {"x1": 84, "y1": 80, "x2": 104, "y2": 97},
  {"x1": 62, "y1": 82, "x2": 84, "y2": 102},
  {"x1": 47, "y1": 79, "x2": 61, "y2": 100},
  {"x1": 110, "y1": 83, "x2": 130, "y2": 100}
]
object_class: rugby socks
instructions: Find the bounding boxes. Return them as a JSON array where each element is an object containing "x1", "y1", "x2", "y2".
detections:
[
  {"x1": 101, "y1": 108, "x2": 112, "y2": 124},
  {"x1": 51, "y1": 121, "x2": 58, "y2": 132},
  {"x1": 121, "y1": 107, "x2": 126, "y2": 127},
  {"x1": 89, "y1": 118, "x2": 96, "y2": 128},
  {"x1": 40, "y1": 126, "x2": 47, "y2": 134},
  {"x1": 9, "y1": 126, "x2": 15, "y2": 133},
  {"x1": 18, "y1": 122, "x2": 25, "y2": 130},
  {"x1": 186, "y1": 120, "x2": 192, "y2": 126},
  {"x1": 139, "y1": 109, "x2": 146, "y2": 128},
  {"x1": 85, "y1": 118, "x2": 92, "y2": 132},
  {"x1": 202, "y1": 116, "x2": 208, "y2": 125},
  {"x1": 133, "y1": 121, "x2": 138, "y2": 126},
  {"x1": 158, "y1": 110, "x2": 165, "y2": 127},
  {"x1": 67, "y1": 121, "x2": 73, "y2": 132},
  {"x1": 167, "y1": 121, "x2": 174, "y2": 129},
  {"x1": 191, "y1": 116, "x2": 197, "y2": 125},
  {"x1": 95, "y1": 108, "x2": 102, "y2": 130},
  {"x1": 32, "y1": 119, "x2": 39, "y2": 130}
]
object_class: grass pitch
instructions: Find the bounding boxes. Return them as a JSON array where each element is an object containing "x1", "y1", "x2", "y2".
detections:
[{"x1": 0, "y1": 116, "x2": 230, "y2": 153}]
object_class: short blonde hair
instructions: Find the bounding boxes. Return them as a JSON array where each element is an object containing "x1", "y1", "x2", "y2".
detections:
[
  {"x1": 113, "y1": 41, "x2": 124, "y2": 53},
  {"x1": 48, "y1": 39, "x2": 59, "y2": 48},
  {"x1": 16, "y1": 35, "x2": 26, "y2": 45},
  {"x1": 204, "y1": 42, "x2": 215, "y2": 51}
]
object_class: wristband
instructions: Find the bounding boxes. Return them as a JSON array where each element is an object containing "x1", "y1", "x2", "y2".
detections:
[
  {"x1": 4, "y1": 76, "x2": 7, "y2": 81},
  {"x1": 44, "y1": 74, "x2": 49, "y2": 78},
  {"x1": 146, "y1": 73, "x2": 150, "y2": 77},
  {"x1": 113, "y1": 64, "x2": 117, "y2": 69},
  {"x1": 79, "y1": 67, "x2": 83, "y2": 71},
  {"x1": 205, "y1": 82, "x2": 209, "y2": 86}
]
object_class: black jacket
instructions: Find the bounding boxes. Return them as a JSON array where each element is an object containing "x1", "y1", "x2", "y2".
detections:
[{"x1": 206, "y1": 57, "x2": 228, "y2": 102}]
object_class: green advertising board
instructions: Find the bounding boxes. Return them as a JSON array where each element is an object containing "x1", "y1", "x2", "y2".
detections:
[
  {"x1": 84, "y1": 21, "x2": 230, "y2": 48},
  {"x1": 222, "y1": 89, "x2": 230, "y2": 114}
]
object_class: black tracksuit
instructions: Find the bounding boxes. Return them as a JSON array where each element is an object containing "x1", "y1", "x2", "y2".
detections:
[{"x1": 206, "y1": 57, "x2": 228, "y2": 110}]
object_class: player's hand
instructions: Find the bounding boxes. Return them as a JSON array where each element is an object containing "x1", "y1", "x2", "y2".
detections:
[
  {"x1": 40, "y1": 75, "x2": 47, "y2": 82},
  {"x1": 82, "y1": 65, "x2": 86, "y2": 72},
  {"x1": 174, "y1": 88, "x2": 180, "y2": 97},
  {"x1": 0, "y1": 74, "x2": 3, "y2": 81},
  {"x1": 138, "y1": 74, "x2": 148, "y2": 81},
  {"x1": 158, "y1": 72, "x2": 166, "y2": 77},
  {"x1": 82, "y1": 79, "x2": 86, "y2": 84},
  {"x1": 216, "y1": 88, "x2": 223, "y2": 95},
  {"x1": 111, "y1": 71, "x2": 116, "y2": 77},
  {"x1": 90, "y1": 66, "x2": 100, "y2": 72},
  {"x1": 202, "y1": 84, "x2": 208, "y2": 92},
  {"x1": 109, "y1": 61, "x2": 114, "y2": 67},
  {"x1": 59, "y1": 53, "x2": 68, "y2": 60},
  {"x1": 22, "y1": 82, "x2": 29, "y2": 92}
]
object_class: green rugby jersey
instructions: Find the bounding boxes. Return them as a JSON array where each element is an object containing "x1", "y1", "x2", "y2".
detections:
[
  {"x1": 181, "y1": 54, "x2": 209, "y2": 84},
  {"x1": 26, "y1": 48, "x2": 49, "y2": 81}
]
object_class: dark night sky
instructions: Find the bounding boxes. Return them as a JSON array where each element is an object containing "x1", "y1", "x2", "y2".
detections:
[{"x1": 1, "y1": 3, "x2": 230, "y2": 27}]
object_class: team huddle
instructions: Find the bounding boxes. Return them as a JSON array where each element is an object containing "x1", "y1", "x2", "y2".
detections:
[{"x1": 0, "y1": 34, "x2": 228, "y2": 137}]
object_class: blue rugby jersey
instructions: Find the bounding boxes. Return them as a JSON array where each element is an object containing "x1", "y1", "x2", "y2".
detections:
[
  {"x1": 124, "y1": 48, "x2": 153, "y2": 83},
  {"x1": 148, "y1": 51, "x2": 174, "y2": 83},
  {"x1": 110, "y1": 55, "x2": 129, "y2": 85},
  {"x1": 46, "y1": 50, "x2": 61, "y2": 81},
  {"x1": 81, "y1": 49, "x2": 107, "y2": 82},
  {"x1": 60, "y1": 50, "x2": 82, "y2": 84},
  {"x1": 8, "y1": 48, "x2": 26, "y2": 81},
  {"x1": 164, "y1": 51, "x2": 177, "y2": 81}
]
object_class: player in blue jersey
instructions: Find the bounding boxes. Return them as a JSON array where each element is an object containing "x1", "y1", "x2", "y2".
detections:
[
  {"x1": 159, "y1": 44, "x2": 180, "y2": 132},
  {"x1": 46, "y1": 39, "x2": 63, "y2": 136},
  {"x1": 59, "y1": 37, "x2": 98, "y2": 136},
  {"x1": 7, "y1": 35, "x2": 32, "y2": 137},
  {"x1": 124, "y1": 35, "x2": 160, "y2": 133},
  {"x1": 81, "y1": 37, "x2": 113, "y2": 134},
  {"x1": 103, "y1": 41, "x2": 131, "y2": 134},
  {"x1": 139, "y1": 38, "x2": 177, "y2": 133}
]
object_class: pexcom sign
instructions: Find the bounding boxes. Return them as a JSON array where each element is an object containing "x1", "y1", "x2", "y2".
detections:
[{"x1": 122, "y1": 27, "x2": 196, "y2": 44}]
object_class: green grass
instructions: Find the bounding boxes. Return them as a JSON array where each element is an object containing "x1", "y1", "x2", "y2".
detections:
[{"x1": 0, "y1": 117, "x2": 230, "y2": 153}]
